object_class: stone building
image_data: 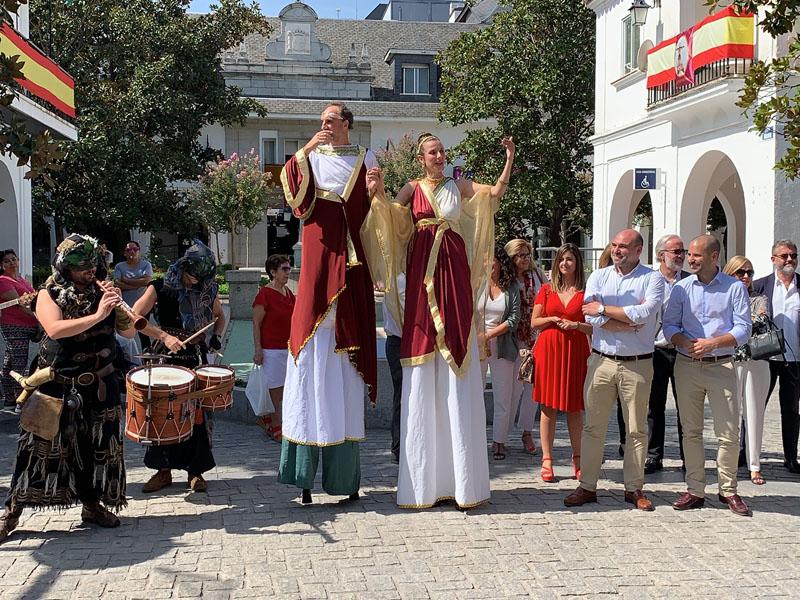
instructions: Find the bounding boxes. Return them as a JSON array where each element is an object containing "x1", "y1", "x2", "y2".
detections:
[{"x1": 203, "y1": 1, "x2": 481, "y2": 267}]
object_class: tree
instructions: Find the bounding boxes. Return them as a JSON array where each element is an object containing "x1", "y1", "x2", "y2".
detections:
[
  {"x1": 0, "y1": 0, "x2": 64, "y2": 183},
  {"x1": 707, "y1": 0, "x2": 800, "y2": 178},
  {"x1": 437, "y1": 0, "x2": 595, "y2": 246},
  {"x1": 189, "y1": 149, "x2": 275, "y2": 267},
  {"x1": 29, "y1": 0, "x2": 271, "y2": 235},
  {"x1": 375, "y1": 134, "x2": 422, "y2": 197}
]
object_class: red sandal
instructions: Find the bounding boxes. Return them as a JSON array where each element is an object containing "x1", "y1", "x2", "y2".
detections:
[
  {"x1": 267, "y1": 424, "x2": 282, "y2": 442},
  {"x1": 541, "y1": 457, "x2": 556, "y2": 483},
  {"x1": 522, "y1": 431, "x2": 537, "y2": 455}
]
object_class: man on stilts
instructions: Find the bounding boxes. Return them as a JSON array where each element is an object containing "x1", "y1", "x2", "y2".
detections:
[{"x1": 278, "y1": 101, "x2": 379, "y2": 504}]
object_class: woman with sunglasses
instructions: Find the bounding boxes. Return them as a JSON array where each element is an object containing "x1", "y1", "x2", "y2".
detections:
[
  {"x1": 504, "y1": 239, "x2": 547, "y2": 455},
  {"x1": 723, "y1": 256, "x2": 770, "y2": 485},
  {"x1": 252, "y1": 254, "x2": 295, "y2": 442}
]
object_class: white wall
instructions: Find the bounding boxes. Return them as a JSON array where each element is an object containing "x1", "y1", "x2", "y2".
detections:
[{"x1": 0, "y1": 155, "x2": 32, "y2": 277}]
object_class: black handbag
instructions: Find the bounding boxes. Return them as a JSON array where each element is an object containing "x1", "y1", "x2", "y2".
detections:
[{"x1": 748, "y1": 316, "x2": 786, "y2": 361}]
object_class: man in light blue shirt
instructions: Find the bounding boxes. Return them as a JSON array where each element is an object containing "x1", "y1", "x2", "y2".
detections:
[
  {"x1": 564, "y1": 229, "x2": 663, "y2": 512},
  {"x1": 662, "y1": 234, "x2": 752, "y2": 517}
]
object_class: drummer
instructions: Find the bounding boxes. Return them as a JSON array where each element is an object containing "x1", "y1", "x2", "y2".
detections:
[{"x1": 133, "y1": 240, "x2": 225, "y2": 494}]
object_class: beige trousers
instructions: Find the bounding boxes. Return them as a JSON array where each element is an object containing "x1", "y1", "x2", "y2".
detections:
[
  {"x1": 579, "y1": 353, "x2": 653, "y2": 492},
  {"x1": 674, "y1": 354, "x2": 740, "y2": 498}
]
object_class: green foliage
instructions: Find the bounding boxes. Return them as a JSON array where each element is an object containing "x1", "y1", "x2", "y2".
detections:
[
  {"x1": 707, "y1": 0, "x2": 800, "y2": 178},
  {"x1": 0, "y1": 0, "x2": 65, "y2": 182},
  {"x1": 437, "y1": 0, "x2": 595, "y2": 246},
  {"x1": 29, "y1": 0, "x2": 272, "y2": 232},
  {"x1": 189, "y1": 149, "x2": 274, "y2": 266},
  {"x1": 376, "y1": 134, "x2": 423, "y2": 196}
]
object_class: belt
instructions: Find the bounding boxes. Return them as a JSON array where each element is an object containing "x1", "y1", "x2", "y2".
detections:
[
  {"x1": 592, "y1": 349, "x2": 653, "y2": 362},
  {"x1": 656, "y1": 346, "x2": 677, "y2": 355},
  {"x1": 53, "y1": 363, "x2": 115, "y2": 387},
  {"x1": 690, "y1": 354, "x2": 733, "y2": 363},
  {"x1": 416, "y1": 218, "x2": 446, "y2": 230}
]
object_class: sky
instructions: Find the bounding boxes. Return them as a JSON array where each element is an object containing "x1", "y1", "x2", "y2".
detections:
[{"x1": 188, "y1": 0, "x2": 374, "y2": 20}]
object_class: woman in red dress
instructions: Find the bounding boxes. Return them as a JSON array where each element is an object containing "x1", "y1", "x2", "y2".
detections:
[
  {"x1": 531, "y1": 243, "x2": 591, "y2": 483},
  {"x1": 252, "y1": 254, "x2": 295, "y2": 442}
]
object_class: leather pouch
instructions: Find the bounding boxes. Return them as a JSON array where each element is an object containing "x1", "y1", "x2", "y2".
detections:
[{"x1": 19, "y1": 390, "x2": 63, "y2": 440}]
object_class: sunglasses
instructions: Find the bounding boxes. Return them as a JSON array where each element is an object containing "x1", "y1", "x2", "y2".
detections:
[
  {"x1": 773, "y1": 253, "x2": 798, "y2": 261},
  {"x1": 663, "y1": 249, "x2": 687, "y2": 256},
  {"x1": 734, "y1": 268, "x2": 754, "y2": 277}
]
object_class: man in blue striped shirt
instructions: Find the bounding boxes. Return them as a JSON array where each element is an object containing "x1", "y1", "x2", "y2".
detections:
[{"x1": 663, "y1": 234, "x2": 752, "y2": 516}]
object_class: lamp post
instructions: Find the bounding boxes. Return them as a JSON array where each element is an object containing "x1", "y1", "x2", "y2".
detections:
[{"x1": 629, "y1": 0, "x2": 651, "y2": 27}]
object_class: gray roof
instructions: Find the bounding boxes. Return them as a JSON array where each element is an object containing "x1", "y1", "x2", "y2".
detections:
[
  {"x1": 253, "y1": 97, "x2": 441, "y2": 119},
  {"x1": 232, "y1": 17, "x2": 478, "y2": 90}
]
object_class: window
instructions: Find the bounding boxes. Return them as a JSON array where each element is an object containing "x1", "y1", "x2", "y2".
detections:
[
  {"x1": 284, "y1": 139, "x2": 302, "y2": 162},
  {"x1": 622, "y1": 15, "x2": 640, "y2": 74},
  {"x1": 402, "y1": 64, "x2": 430, "y2": 95},
  {"x1": 262, "y1": 139, "x2": 276, "y2": 165},
  {"x1": 259, "y1": 129, "x2": 278, "y2": 168}
]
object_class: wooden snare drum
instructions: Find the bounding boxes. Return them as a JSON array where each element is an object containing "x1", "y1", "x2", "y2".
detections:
[
  {"x1": 195, "y1": 365, "x2": 235, "y2": 411},
  {"x1": 125, "y1": 365, "x2": 196, "y2": 445}
]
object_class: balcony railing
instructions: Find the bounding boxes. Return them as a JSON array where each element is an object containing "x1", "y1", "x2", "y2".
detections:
[{"x1": 647, "y1": 57, "x2": 752, "y2": 107}]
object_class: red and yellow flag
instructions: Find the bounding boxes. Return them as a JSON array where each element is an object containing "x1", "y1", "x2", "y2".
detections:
[
  {"x1": 647, "y1": 7, "x2": 754, "y2": 89},
  {"x1": 0, "y1": 22, "x2": 75, "y2": 118}
]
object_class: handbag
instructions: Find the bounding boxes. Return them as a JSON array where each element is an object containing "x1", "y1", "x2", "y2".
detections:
[
  {"x1": 19, "y1": 390, "x2": 64, "y2": 440},
  {"x1": 748, "y1": 316, "x2": 786, "y2": 361},
  {"x1": 518, "y1": 348, "x2": 534, "y2": 383}
]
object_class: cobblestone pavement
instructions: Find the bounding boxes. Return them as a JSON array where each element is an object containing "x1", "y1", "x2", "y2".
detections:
[{"x1": 0, "y1": 394, "x2": 798, "y2": 600}]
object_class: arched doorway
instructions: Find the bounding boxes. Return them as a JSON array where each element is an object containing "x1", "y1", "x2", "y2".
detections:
[
  {"x1": 681, "y1": 151, "x2": 745, "y2": 263},
  {"x1": 0, "y1": 162, "x2": 19, "y2": 254},
  {"x1": 609, "y1": 170, "x2": 653, "y2": 260}
]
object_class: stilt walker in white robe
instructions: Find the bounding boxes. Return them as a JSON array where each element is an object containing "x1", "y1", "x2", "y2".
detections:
[
  {"x1": 278, "y1": 102, "x2": 380, "y2": 504},
  {"x1": 362, "y1": 132, "x2": 516, "y2": 509}
]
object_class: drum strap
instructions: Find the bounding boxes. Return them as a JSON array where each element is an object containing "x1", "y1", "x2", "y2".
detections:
[{"x1": 127, "y1": 381, "x2": 232, "y2": 405}]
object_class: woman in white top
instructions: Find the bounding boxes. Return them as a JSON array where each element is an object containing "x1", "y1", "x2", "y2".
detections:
[{"x1": 481, "y1": 246, "x2": 522, "y2": 460}]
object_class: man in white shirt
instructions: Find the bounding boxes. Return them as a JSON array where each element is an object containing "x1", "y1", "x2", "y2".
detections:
[
  {"x1": 752, "y1": 239, "x2": 800, "y2": 474},
  {"x1": 663, "y1": 235, "x2": 752, "y2": 516},
  {"x1": 564, "y1": 229, "x2": 663, "y2": 511},
  {"x1": 645, "y1": 234, "x2": 688, "y2": 474}
]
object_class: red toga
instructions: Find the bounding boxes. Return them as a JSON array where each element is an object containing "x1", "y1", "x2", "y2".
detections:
[{"x1": 280, "y1": 149, "x2": 377, "y2": 402}]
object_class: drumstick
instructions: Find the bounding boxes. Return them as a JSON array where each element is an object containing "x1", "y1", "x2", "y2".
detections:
[{"x1": 169, "y1": 320, "x2": 217, "y2": 354}]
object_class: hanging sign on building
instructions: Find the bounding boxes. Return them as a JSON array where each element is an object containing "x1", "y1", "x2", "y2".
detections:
[
  {"x1": 646, "y1": 6, "x2": 754, "y2": 90},
  {"x1": 634, "y1": 168, "x2": 657, "y2": 191}
]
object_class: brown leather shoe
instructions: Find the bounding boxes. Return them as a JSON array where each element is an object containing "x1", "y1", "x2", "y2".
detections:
[
  {"x1": 718, "y1": 494, "x2": 751, "y2": 517},
  {"x1": 188, "y1": 474, "x2": 208, "y2": 492},
  {"x1": 0, "y1": 507, "x2": 22, "y2": 543},
  {"x1": 672, "y1": 491, "x2": 705, "y2": 511},
  {"x1": 564, "y1": 486, "x2": 597, "y2": 507},
  {"x1": 624, "y1": 490, "x2": 654, "y2": 511},
  {"x1": 142, "y1": 469, "x2": 172, "y2": 493},
  {"x1": 81, "y1": 504, "x2": 120, "y2": 528}
]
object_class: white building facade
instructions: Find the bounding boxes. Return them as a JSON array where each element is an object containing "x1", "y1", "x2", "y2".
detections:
[
  {"x1": 588, "y1": 0, "x2": 799, "y2": 275},
  {"x1": 0, "y1": 7, "x2": 77, "y2": 277}
]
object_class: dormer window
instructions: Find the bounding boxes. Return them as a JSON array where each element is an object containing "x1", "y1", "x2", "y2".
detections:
[{"x1": 402, "y1": 64, "x2": 430, "y2": 95}]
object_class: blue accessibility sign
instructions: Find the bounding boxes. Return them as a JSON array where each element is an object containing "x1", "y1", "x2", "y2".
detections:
[{"x1": 634, "y1": 168, "x2": 657, "y2": 191}]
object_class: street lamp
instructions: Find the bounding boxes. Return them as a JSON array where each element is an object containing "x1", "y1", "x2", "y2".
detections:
[{"x1": 629, "y1": 0, "x2": 651, "y2": 26}]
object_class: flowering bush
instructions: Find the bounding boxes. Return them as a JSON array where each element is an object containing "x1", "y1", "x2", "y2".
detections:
[{"x1": 189, "y1": 149, "x2": 276, "y2": 266}]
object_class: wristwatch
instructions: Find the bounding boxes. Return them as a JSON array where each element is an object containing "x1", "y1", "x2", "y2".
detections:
[{"x1": 597, "y1": 304, "x2": 606, "y2": 316}]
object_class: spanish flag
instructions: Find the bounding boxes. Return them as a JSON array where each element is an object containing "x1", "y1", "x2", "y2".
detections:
[
  {"x1": 0, "y1": 22, "x2": 75, "y2": 118},
  {"x1": 646, "y1": 7, "x2": 754, "y2": 89}
]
